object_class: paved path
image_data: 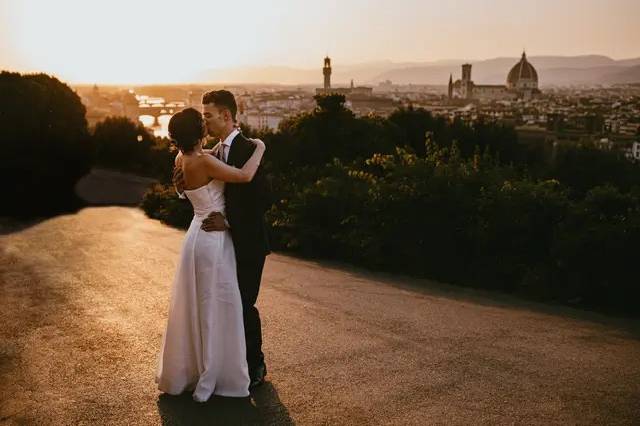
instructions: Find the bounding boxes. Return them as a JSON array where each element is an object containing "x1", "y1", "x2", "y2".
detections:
[
  {"x1": 1, "y1": 207, "x2": 639, "y2": 425},
  {"x1": 74, "y1": 168, "x2": 157, "y2": 205}
]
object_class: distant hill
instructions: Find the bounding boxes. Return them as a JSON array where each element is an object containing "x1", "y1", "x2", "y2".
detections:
[
  {"x1": 616, "y1": 58, "x2": 640, "y2": 67},
  {"x1": 193, "y1": 61, "x2": 426, "y2": 86},
  {"x1": 605, "y1": 65, "x2": 640, "y2": 84},
  {"x1": 193, "y1": 55, "x2": 640, "y2": 86},
  {"x1": 373, "y1": 56, "x2": 640, "y2": 86}
]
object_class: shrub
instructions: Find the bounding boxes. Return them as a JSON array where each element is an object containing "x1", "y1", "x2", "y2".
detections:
[
  {"x1": 92, "y1": 116, "x2": 174, "y2": 181},
  {"x1": 141, "y1": 184, "x2": 192, "y2": 228}
]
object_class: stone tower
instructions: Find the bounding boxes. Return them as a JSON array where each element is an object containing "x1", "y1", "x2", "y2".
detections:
[
  {"x1": 461, "y1": 64, "x2": 473, "y2": 99},
  {"x1": 461, "y1": 64, "x2": 472, "y2": 82},
  {"x1": 323, "y1": 56, "x2": 332, "y2": 90}
]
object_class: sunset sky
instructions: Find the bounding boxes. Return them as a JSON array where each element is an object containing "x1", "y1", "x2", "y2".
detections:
[{"x1": 1, "y1": 0, "x2": 639, "y2": 84}]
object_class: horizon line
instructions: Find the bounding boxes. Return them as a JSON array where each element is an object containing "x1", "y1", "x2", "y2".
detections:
[{"x1": 3, "y1": 50, "x2": 639, "y2": 86}]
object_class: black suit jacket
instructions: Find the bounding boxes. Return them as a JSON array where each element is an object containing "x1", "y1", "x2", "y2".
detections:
[{"x1": 225, "y1": 132, "x2": 272, "y2": 258}]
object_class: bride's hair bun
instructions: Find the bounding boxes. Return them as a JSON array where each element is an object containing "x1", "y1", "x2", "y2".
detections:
[{"x1": 168, "y1": 108, "x2": 206, "y2": 153}]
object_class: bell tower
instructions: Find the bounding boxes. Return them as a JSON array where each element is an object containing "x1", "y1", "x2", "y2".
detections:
[
  {"x1": 461, "y1": 64, "x2": 472, "y2": 82},
  {"x1": 461, "y1": 64, "x2": 473, "y2": 99},
  {"x1": 323, "y1": 56, "x2": 332, "y2": 90}
]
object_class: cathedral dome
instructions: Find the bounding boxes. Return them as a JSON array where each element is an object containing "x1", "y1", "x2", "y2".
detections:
[{"x1": 507, "y1": 51, "x2": 538, "y2": 88}]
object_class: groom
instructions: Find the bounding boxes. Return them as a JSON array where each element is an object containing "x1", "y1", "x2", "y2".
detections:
[{"x1": 173, "y1": 90, "x2": 271, "y2": 390}]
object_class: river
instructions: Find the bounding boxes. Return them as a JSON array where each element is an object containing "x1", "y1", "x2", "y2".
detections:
[{"x1": 138, "y1": 114, "x2": 171, "y2": 138}]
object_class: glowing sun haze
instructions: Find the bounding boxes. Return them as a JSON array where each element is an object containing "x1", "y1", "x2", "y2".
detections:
[{"x1": 1, "y1": 0, "x2": 639, "y2": 84}]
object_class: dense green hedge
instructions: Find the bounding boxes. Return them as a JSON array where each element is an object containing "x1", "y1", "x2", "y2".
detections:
[
  {"x1": 141, "y1": 184, "x2": 193, "y2": 228},
  {"x1": 265, "y1": 142, "x2": 639, "y2": 314}
]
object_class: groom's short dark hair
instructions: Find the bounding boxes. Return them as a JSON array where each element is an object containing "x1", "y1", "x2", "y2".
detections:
[{"x1": 202, "y1": 90, "x2": 238, "y2": 122}]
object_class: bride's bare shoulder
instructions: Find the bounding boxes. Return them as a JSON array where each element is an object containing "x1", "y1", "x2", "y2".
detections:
[
  {"x1": 174, "y1": 151, "x2": 183, "y2": 166},
  {"x1": 201, "y1": 152, "x2": 221, "y2": 167}
]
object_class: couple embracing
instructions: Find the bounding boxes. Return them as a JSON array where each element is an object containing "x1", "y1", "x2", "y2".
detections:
[{"x1": 155, "y1": 90, "x2": 271, "y2": 402}]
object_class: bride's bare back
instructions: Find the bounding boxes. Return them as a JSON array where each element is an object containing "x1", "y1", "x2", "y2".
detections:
[
  {"x1": 178, "y1": 151, "x2": 216, "y2": 190},
  {"x1": 176, "y1": 140, "x2": 265, "y2": 191}
]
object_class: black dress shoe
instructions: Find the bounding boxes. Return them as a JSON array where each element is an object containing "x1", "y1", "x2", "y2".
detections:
[{"x1": 249, "y1": 362, "x2": 267, "y2": 390}]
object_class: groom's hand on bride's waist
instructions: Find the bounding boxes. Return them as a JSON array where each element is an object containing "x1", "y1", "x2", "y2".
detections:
[{"x1": 201, "y1": 211, "x2": 229, "y2": 232}]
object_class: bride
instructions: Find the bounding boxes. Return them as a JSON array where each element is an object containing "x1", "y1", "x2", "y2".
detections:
[{"x1": 155, "y1": 107, "x2": 265, "y2": 402}]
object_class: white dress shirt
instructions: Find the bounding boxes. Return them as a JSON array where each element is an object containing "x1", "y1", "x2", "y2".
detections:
[{"x1": 220, "y1": 128, "x2": 239, "y2": 163}]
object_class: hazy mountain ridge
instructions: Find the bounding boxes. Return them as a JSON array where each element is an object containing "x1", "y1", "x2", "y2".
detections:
[
  {"x1": 374, "y1": 56, "x2": 640, "y2": 86},
  {"x1": 606, "y1": 65, "x2": 640, "y2": 83},
  {"x1": 194, "y1": 55, "x2": 640, "y2": 86}
]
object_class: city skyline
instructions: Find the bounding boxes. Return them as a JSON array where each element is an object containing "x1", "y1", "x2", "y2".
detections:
[{"x1": 1, "y1": 0, "x2": 639, "y2": 84}]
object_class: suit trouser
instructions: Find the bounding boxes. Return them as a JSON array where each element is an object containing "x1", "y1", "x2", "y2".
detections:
[{"x1": 236, "y1": 252, "x2": 266, "y2": 373}]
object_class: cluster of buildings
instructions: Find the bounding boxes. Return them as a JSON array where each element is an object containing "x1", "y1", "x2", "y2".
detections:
[
  {"x1": 448, "y1": 52, "x2": 540, "y2": 102},
  {"x1": 77, "y1": 85, "x2": 185, "y2": 137},
  {"x1": 76, "y1": 53, "x2": 639, "y2": 163},
  {"x1": 315, "y1": 56, "x2": 373, "y2": 97},
  {"x1": 314, "y1": 56, "x2": 397, "y2": 116},
  {"x1": 77, "y1": 85, "x2": 140, "y2": 127},
  {"x1": 182, "y1": 56, "x2": 400, "y2": 130},
  {"x1": 421, "y1": 84, "x2": 640, "y2": 161},
  {"x1": 237, "y1": 90, "x2": 314, "y2": 130}
]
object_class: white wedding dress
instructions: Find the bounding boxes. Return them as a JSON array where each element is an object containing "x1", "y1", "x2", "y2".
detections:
[{"x1": 155, "y1": 179, "x2": 250, "y2": 401}]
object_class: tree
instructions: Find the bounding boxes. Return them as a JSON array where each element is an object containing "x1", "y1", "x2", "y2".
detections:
[
  {"x1": 0, "y1": 72, "x2": 92, "y2": 216},
  {"x1": 91, "y1": 116, "x2": 176, "y2": 181},
  {"x1": 386, "y1": 105, "x2": 435, "y2": 156},
  {"x1": 92, "y1": 116, "x2": 154, "y2": 171},
  {"x1": 269, "y1": 95, "x2": 390, "y2": 169},
  {"x1": 547, "y1": 142, "x2": 640, "y2": 198},
  {"x1": 313, "y1": 94, "x2": 348, "y2": 114}
]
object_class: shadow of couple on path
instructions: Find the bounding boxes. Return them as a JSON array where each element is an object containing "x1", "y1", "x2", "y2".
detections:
[{"x1": 157, "y1": 382, "x2": 294, "y2": 425}]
